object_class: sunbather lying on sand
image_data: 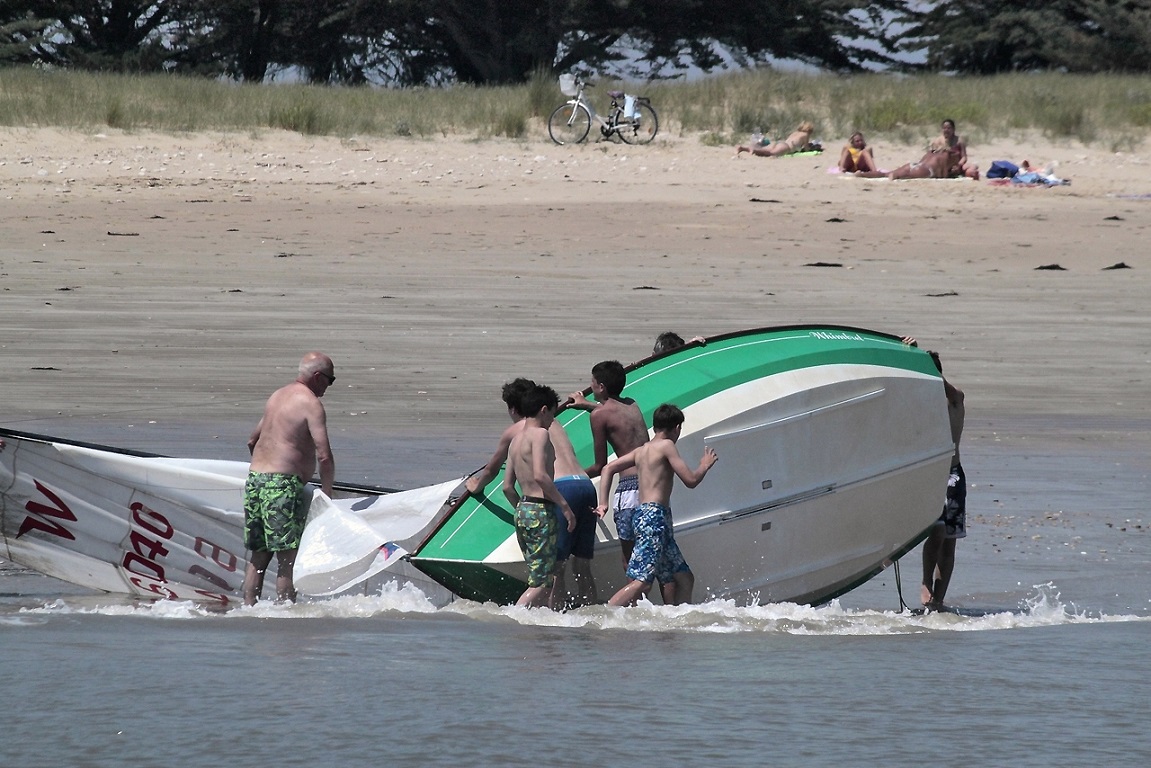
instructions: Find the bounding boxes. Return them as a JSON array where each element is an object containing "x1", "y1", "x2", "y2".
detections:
[
  {"x1": 736, "y1": 121, "x2": 814, "y2": 158},
  {"x1": 855, "y1": 149, "x2": 951, "y2": 180}
]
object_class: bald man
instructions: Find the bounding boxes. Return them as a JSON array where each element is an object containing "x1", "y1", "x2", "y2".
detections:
[{"x1": 242, "y1": 351, "x2": 336, "y2": 605}]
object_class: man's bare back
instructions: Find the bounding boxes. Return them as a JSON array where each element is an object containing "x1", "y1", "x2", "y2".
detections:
[{"x1": 248, "y1": 352, "x2": 335, "y2": 496}]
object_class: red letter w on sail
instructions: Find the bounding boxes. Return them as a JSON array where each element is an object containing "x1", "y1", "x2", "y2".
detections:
[{"x1": 16, "y1": 480, "x2": 78, "y2": 540}]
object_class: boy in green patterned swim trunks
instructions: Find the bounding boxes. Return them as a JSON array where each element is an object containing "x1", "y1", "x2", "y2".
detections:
[{"x1": 503, "y1": 383, "x2": 576, "y2": 609}]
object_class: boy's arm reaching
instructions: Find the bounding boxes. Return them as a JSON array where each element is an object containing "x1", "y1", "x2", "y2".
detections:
[
  {"x1": 467, "y1": 430, "x2": 515, "y2": 494},
  {"x1": 668, "y1": 444, "x2": 718, "y2": 488}
]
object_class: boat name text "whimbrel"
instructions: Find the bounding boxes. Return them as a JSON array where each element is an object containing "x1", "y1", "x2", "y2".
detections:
[{"x1": 810, "y1": 331, "x2": 865, "y2": 341}]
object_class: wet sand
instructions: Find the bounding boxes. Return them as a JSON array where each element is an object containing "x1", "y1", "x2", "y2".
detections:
[{"x1": 2, "y1": 127, "x2": 1149, "y2": 610}]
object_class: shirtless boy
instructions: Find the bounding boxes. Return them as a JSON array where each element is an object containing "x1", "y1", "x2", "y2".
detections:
[
  {"x1": 568, "y1": 360, "x2": 649, "y2": 566},
  {"x1": 469, "y1": 378, "x2": 599, "y2": 607},
  {"x1": 502, "y1": 384, "x2": 576, "y2": 609},
  {"x1": 594, "y1": 404, "x2": 717, "y2": 607},
  {"x1": 242, "y1": 351, "x2": 336, "y2": 605}
]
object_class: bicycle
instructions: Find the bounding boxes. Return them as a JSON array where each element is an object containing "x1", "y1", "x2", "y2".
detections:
[{"x1": 548, "y1": 74, "x2": 659, "y2": 146}]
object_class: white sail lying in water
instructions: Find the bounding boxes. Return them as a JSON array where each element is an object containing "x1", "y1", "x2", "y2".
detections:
[
  {"x1": 0, "y1": 431, "x2": 456, "y2": 606},
  {"x1": 293, "y1": 479, "x2": 460, "y2": 596}
]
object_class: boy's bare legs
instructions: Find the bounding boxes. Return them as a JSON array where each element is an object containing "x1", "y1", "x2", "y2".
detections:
[
  {"x1": 659, "y1": 571, "x2": 694, "y2": 606},
  {"x1": 243, "y1": 550, "x2": 274, "y2": 605},
  {"x1": 570, "y1": 556, "x2": 598, "y2": 606},
  {"x1": 274, "y1": 550, "x2": 298, "y2": 603},
  {"x1": 921, "y1": 524, "x2": 946, "y2": 607},
  {"x1": 517, "y1": 583, "x2": 552, "y2": 608},
  {"x1": 548, "y1": 559, "x2": 569, "y2": 610},
  {"x1": 672, "y1": 571, "x2": 694, "y2": 605},
  {"x1": 620, "y1": 540, "x2": 634, "y2": 571},
  {"x1": 608, "y1": 579, "x2": 651, "y2": 607},
  {"x1": 933, "y1": 538, "x2": 958, "y2": 606}
]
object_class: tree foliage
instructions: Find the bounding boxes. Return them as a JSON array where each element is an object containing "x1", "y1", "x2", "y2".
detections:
[
  {"x1": 1, "y1": 1, "x2": 1150, "y2": 82},
  {"x1": 0, "y1": 1, "x2": 187, "y2": 71},
  {"x1": 900, "y1": 0, "x2": 1151, "y2": 74}
]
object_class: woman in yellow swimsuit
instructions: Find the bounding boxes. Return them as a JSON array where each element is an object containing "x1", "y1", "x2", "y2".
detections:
[
  {"x1": 838, "y1": 132, "x2": 877, "y2": 173},
  {"x1": 736, "y1": 121, "x2": 814, "y2": 158}
]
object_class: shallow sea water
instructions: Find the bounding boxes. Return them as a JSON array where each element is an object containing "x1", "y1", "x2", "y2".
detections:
[{"x1": 3, "y1": 423, "x2": 1150, "y2": 767}]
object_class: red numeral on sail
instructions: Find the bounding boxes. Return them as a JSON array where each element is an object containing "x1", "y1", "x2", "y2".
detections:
[
  {"x1": 17, "y1": 480, "x2": 78, "y2": 540},
  {"x1": 193, "y1": 537, "x2": 238, "y2": 572},
  {"x1": 189, "y1": 564, "x2": 232, "y2": 590},
  {"x1": 131, "y1": 502, "x2": 174, "y2": 539},
  {"x1": 122, "y1": 502, "x2": 172, "y2": 582},
  {"x1": 128, "y1": 577, "x2": 177, "y2": 599}
]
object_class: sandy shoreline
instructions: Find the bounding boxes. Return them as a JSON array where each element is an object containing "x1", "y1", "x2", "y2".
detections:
[{"x1": 3, "y1": 127, "x2": 1149, "y2": 459}]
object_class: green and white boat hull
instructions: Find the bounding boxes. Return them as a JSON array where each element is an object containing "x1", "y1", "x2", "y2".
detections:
[{"x1": 411, "y1": 325, "x2": 954, "y2": 605}]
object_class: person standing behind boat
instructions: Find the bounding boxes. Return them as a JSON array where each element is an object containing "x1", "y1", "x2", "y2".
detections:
[
  {"x1": 242, "y1": 351, "x2": 336, "y2": 606},
  {"x1": 908, "y1": 340, "x2": 966, "y2": 611},
  {"x1": 568, "y1": 360, "x2": 650, "y2": 568},
  {"x1": 502, "y1": 384, "x2": 576, "y2": 609},
  {"x1": 594, "y1": 404, "x2": 718, "y2": 606},
  {"x1": 652, "y1": 331, "x2": 706, "y2": 356}
]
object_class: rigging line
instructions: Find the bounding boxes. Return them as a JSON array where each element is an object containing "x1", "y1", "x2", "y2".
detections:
[
  {"x1": 3, "y1": 398, "x2": 271, "y2": 424},
  {"x1": 893, "y1": 558, "x2": 911, "y2": 613}
]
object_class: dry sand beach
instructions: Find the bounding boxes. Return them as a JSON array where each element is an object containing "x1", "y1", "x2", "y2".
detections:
[{"x1": 2, "y1": 126, "x2": 1149, "y2": 610}]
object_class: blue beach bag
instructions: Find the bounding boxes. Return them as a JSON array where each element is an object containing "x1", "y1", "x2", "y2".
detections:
[{"x1": 987, "y1": 160, "x2": 1020, "y2": 179}]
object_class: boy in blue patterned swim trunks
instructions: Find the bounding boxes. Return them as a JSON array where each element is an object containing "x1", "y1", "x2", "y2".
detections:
[
  {"x1": 594, "y1": 403, "x2": 718, "y2": 607},
  {"x1": 628, "y1": 501, "x2": 690, "y2": 587},
  {"x1": 503, "y1": 384, "x2": 576, "y2": 609}
]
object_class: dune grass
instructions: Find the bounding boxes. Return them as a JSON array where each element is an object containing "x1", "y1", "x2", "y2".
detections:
[{"x1": 1, "y1": 65, "x2": 1148, "y2": 150}]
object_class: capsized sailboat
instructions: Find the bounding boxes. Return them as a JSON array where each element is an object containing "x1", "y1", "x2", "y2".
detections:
[{"x1": 1, "y1": 326, "x2": 953, "y2": 607}]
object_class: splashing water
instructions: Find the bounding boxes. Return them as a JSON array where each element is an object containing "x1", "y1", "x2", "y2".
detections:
[{"x1": 10, "y1": 580, "x2": 1147, "y2": 634}]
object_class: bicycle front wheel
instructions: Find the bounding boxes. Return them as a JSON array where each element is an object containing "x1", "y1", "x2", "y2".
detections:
[
  {"x1": 619, "y1": 102, "x2": 659, "y2": 145},
  {"x1": 548, "y1": 103, "x2": 592, "y2": 145}
]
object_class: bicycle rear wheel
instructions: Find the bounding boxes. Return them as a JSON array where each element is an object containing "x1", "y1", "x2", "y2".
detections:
[
  {"x1": 618, "y1": 102, "x2": 659, "y2": 145},
  {"x1": 548, "y1": 103, "x2": 592, "y2": 145}
]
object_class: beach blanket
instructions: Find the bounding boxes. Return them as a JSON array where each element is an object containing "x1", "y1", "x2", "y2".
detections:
[
  {"x1": 988, "y1": 172, "x2": 1069, "y2": 188},
  {"x1": 827, "y1": 166, "x2": 891, "y2": 175}
]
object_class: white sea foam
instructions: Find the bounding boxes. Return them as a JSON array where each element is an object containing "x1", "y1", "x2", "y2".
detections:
[{"x1": 15, "y1": 580, "x2": 1149, "y2": 633}]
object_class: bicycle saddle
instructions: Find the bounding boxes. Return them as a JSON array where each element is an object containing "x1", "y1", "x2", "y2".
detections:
[{"x1": 607, "y1": 90, "x2": 625, "y2": 99}]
